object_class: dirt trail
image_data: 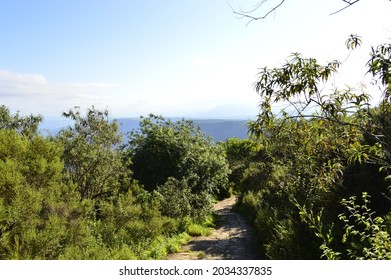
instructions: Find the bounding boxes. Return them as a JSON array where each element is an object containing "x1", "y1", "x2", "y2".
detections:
[{"x1": 166, "y1": 196, "x2": 259, "y2": 260}]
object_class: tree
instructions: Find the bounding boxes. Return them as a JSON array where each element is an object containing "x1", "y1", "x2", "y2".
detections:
[
  {"x1": 127, "y1": 114, "x2": 230, "y2": 220},
  {"x1": 57, "y1": 106, "x2": 131, "y2": 200},
  {"x1": 0, "y1": 105, "x2": 42, "y2": 137},
  {"x1": 0, "y1": 128, "x2": 93, "y2": 259},
  {"x1": 128, "y1": 114, "x2": 229, "y2": 194},
  {"x1": 250, "y1": 36, "x2": 382, "y2": 151},
  {"x1": 221, "y1": 137, "x2": 263, "y2": 191},
  {"x1": 235, "y1": 35, "x2": 391, "y2": 259}
]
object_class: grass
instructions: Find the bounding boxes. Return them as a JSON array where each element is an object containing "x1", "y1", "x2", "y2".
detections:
[
  {"x1": 186, "y1": 213, "x2": 218, "y2": 237},
  {"x1": 142, "y1": 213, "x2": 219, "y2": 259},
  {"x1": 187, "y1": 223, "x2": 212, "y2": 236},
  {"x1": 165, "y1": 232, "x2": 191, "y2": 254},
  {"x1": 197, "y1": 251, "x2": 206, "y2": 259}
]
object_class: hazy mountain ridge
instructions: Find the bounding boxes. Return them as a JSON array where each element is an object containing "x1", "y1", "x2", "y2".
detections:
[
  {"x1": 117, "y1": 118, "x2": 250, "y2": 142},
  {"x1": 41, "y1": 118, "x2": 250, "y2": 142}
]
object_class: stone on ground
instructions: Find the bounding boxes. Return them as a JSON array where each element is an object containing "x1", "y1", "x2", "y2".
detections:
[{"x1": 166, "y1": 196, "x2": 259, "y2": 260}]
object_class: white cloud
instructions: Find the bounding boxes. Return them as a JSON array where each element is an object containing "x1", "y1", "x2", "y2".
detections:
[
  {"x1": 0, "y1": 70, "x2": 48, "y2": 97},
  {"x1": 0, "y1": 68, "x2": 259, "y2": 119},
  {"x1": 0, "y1": 69, "x2": 118, "y2": 117},
  {"x1": 0, "y1": 70, "x2": 48, "y2": 86}
]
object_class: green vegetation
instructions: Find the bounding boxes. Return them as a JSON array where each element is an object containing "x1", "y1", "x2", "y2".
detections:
[
  {"x1": 0, "y1": 107, "x2": 230, "y2": 259},
  {"x1": 187, "y1": 213, "x2": 217, "y2": 237},
  {"x1": 1, "y1": 35, "x2": 391, "y2": 260},
  {"x1": 229, "y1": 36, "x2": 391, "y2": 259}
]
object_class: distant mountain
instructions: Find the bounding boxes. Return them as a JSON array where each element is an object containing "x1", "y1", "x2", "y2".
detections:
[
  {"x1": 39, "y1": 118, "x2": 73, "y2": 136},
  {"x1": 189, "y1": 104, "x2": 258, "y2": 119},
  {"x1": 192, "y1": 119, "x2": 249, "y2": 142},
  {"x1": 116, "y1": 118, "x2": 250, "y2": 142},
  {"x1": 116, "y1": 118, "x2": 140, "y2": 134},
  {"x1": 40, "y1": 118, "x2": 250, "y2": 142}
]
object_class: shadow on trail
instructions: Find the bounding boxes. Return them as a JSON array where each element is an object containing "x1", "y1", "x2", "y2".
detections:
[{"x1": 166, "y1": 196, "x2": 261, "y2": 260}]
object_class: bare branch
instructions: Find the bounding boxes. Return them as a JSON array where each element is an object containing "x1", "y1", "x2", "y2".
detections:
[
  {"x1": 330, "y1": 0, "x2": 360, "y2": 16},
  {"x1": 228, "y1": 0, "x2": 285, "y2": 26},
  {"x1": 229, "y1": 0, "x2": 365, "y2": 25},
  {"x1": 240, "y1": 0, "x2": 269, "y2": 14}
]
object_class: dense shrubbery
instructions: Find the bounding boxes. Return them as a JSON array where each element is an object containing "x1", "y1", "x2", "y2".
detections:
[
  {"x1": 0, "y1": 107, "x2": 229, "y2": 259},
  {"x1": 227, "y1": 36, "x2": 391, "y2": 259},
  {"x1": 127, "y1": 114, "x2": 230, "y2": 221}
]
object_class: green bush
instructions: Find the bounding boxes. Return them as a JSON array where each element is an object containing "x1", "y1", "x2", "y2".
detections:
[{"x1": 127, "y1": 115, "x2": 230, "y2": 221}]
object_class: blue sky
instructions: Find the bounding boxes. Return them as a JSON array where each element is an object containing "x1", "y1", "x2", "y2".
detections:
[{"x1": 0, "y1": 0, "x2": 390, "y2": 120}]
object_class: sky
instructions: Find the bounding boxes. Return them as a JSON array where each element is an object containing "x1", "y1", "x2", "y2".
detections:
[{"x1": 0, "y1": 0, "x2": 390, "y2": 121}]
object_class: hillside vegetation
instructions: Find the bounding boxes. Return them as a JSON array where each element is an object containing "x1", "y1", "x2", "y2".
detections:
[
  {"x1": 228, "y1": 36, "x2": 391, "y2": 259},
  {"x1": 1, "y1": 36, "x2": 391, "y2": 259},
  {"x1": 0, "y1": 108, "x2": 230, "y2": 259}
]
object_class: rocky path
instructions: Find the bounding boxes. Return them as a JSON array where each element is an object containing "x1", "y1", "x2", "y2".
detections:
[{"x1": 166, "y1": 196, "x2": 259, "y2": 260}]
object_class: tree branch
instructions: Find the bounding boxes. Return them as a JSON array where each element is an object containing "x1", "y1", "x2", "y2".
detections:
[
  {"x1": 228, "y1": 0, "x2": 285, "y2": 25},
  {"x1": 330, "y1": 0, "x2": 360, "y2": 16},
  {"x1": 229, "y1": 0, "x2": 365, "y2": 25}
]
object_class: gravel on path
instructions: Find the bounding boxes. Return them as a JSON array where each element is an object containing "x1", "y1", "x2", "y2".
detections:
[{"x1": 166, "y1": 196, "x2": 259, "y2": 260}]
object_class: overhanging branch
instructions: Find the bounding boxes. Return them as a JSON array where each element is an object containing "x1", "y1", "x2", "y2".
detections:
[
  {"x1": 228, "y1": 0, "x2": 285, "y2": 25},
  {"x1": 229, "y1": 0, "x2": 364, "y2": 25},
  {"x1": 330, "y1": 0, "x2": 360, "y2": 16}
]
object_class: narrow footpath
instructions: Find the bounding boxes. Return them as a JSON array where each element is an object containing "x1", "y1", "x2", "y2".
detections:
[{"x1": 166, "y1": 196, "x2": 259, "y2": 260}]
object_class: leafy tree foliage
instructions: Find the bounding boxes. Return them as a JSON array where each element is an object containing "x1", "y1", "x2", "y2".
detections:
[
  {"x1": 127, "y1": 114, "x2": 230, "y2": 220},
  {"x1": 232, "y1": 36, "x2": 391, "y2": 259},
  {"x1": 0, "y1": 107, "x2": 216, "y2": 259},
  {"x1": 221, "y1": 137, "x2": 265, "y2": 193},
  {"x1": 57, "y1": 107, "x2": 132, "y2": 200},
  {"x1": 0, "y1": 105, "x2": 42, "y2": 137},
  {"x1": 0, "y1": 128, "x2": 92, "y2": 259}
]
